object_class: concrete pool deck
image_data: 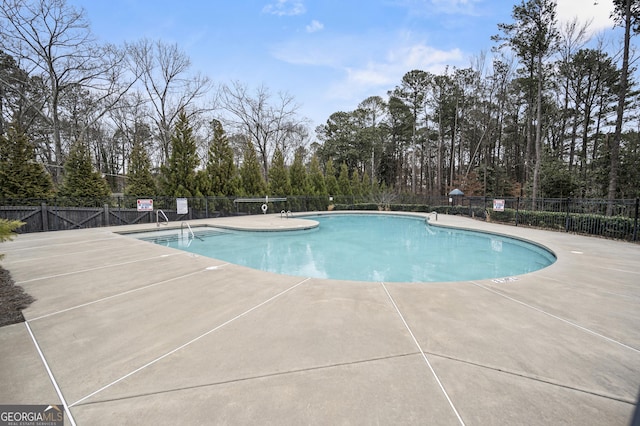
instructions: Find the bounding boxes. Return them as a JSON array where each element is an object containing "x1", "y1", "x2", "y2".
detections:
[{"x1": 0, "y1": 212, "x2": 639, "y2": 425}]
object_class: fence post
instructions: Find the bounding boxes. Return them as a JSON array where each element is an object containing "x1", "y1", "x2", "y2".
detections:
[
  {"x1": 634, "y1": 197, "x2": 639, "y2": 242},
  {"x1": 565, "y1": 197, "x2": 571, "y2": 232},
  {"x1": 117, "y1": 196, "x2": 122, "y2": 226},
  {"x1": 103, "y1": 204, "x2": 110, "y2": 226},
  {"x1": 40, "y1": 202, "x2": 48, "y2": 232},
  {"x1": 515, "y1": 197, "x2": 520, "y2": 227}
]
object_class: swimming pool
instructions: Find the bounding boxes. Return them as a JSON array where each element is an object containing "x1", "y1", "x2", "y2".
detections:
[{"x1": 127, "y1": 214, "x2": 555, "y2": 283}]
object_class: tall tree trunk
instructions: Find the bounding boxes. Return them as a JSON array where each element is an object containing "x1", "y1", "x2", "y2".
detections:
[
  {"x1": 532, "y1": 54, "x2": 543, "y2": 208},
  {"x1": 450, "y1": 100, "x2": 459, "y2": 189},
  {"x1": 437, "y1": 106, "x2": 443, "y2": 194},
  {"x1": 51, "y1": 90, "x2": 63, "y2": 185},
  {"x1": 524, "y1": 108, "x2": 532, "y2": 198},
  {"x1": 608, "y1": 0, "x2": 631, "y2": 215},
  {"x1": 568, "y1": 117, "x2": 578, "y2": 171},
  {"x1": 411, "y1": 113, "x2": 417, "y2": 194}
]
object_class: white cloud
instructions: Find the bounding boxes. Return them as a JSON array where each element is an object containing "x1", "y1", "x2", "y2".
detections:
[
  {"x1": 262, "y1": 0, "x2": 306, "y2": 16},
  {"x1": 555, "y1": 0, "x2": 615, "y2": 34},
  {"x1": 430, "y1": 0, "x2": 481, "y2": 13},
  {"x1": 389, "y1": 43, "x2": 463, "y2": 70},
  {"x1": 306, "y1": 20, "x2": 324, "y2": 33},
  {"x1": 332, "y1": 43, "x2": 462, "y2": 100},
  {"x1": 395, "y1": 0, "x2": 482, "y2": 16},
  {"x1": 270, "y1": 35, "x2": 361, "y2": 67},
  {"x1": 271, "y1": 31, "x2": 464, "y2": 104},
  {"x1": 346, "y1": 66, "x2": 394, "y2": 87}
]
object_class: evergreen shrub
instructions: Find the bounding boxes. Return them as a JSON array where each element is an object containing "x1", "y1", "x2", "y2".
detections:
[{"x1": 0, "y1": 219, "x2": 24, "y2": 259}]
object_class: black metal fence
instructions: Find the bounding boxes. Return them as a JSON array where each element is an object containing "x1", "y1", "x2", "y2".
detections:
[
  {"x1": 1, "y1": 195, "x2": 638, "y2": 242},
  {"x1": 467, "y1": 197, "x2": 639, "y2": 242},
  {"x1": 329, "y1": 195, "x2": 639, "y2": 243}
]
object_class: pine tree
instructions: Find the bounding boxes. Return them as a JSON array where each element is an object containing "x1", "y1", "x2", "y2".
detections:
[
  {"x1": 160, "y1": 111, "x2": 200, "y2": 197},
  {"x1": 0, "y1": 219, "x2": 24, "y2": 260},
  {"x1": 239, "y1": 142, "x2": 266, "y2": 196},
  {"x1": 361, "y1": 170, "x2": 372, "y2": 197},
  {"x1": 308, "y1": 155, "x2": 327, "y2": 196},
  {"x1": 608, "y1": 0, "x2": 640, "y2": 212},
  {"x1": 0, "y1": 123, "x2": 54, "y2": 200},
  {"x1": 494, "y1": 0, "x2": 559, "y2": 205},
  {"x1": 338, "y1": 162, "x2": 352, "y2": 196},
  {"x1": 268, "y1": 148, "x2": 291, "y2": 196},
  {"x1": 204, "y1": 119, "x2": 238, "y2": 196},
  {"x1": 195, "y1": 170, "x2": 211, "y2": 196},
  {"x1": 124, "y1": 139, "x2": 157, "y2": 197},
  {"x1": 351, "y1": 169, "x2": 362, "y2": 198},
  {"x1": 58, "y1": 140, "x2": 111, "y2": 202},
  {"x1": 289, "y1": 148, "x2": 308, "y2": 195},
  {"x1": 325, "y1": 158, "x2": 339, "y2": 196}
]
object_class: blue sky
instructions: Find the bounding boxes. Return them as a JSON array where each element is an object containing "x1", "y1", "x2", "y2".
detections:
[{"x1": 69, "y1": 0, "x2": 617, "y2": 129}]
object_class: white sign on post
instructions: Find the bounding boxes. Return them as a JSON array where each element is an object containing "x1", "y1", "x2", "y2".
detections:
[
  {"x1": 176, "y1": 198, "x2": 188, "y2": 215},
  {"x1": 137, "y1": 199, "x2": 153, "y2": 212}
]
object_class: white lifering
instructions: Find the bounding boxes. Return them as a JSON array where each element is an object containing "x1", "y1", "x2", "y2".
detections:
[{"x1": 261, "y1": 203, "x2": 268, "y2": 213}]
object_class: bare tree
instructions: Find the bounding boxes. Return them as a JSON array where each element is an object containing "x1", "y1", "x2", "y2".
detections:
[
  {"x1": 0, "y1": 0, "x2": 122, "y2": 178},
  {"x1": 107, "y1": 91, "x2": 153, "y2": 173},
  {"x1": 0, "y1": 0, "x2": 134, "y2": 182},
  {"x1": 218, "y1": 81, "x2": 306, "y2": 180},
  {"x1": 126, "y1": 38, "x2": 212, "y2": 165},
  {"x1": 556, "y1": 17, "x2": 590, "y2": 161}
]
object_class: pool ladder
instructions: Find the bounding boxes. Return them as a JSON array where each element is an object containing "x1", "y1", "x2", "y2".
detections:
[
  {"x1": 181, "y1": 221, "x2": 195, "y2": 239},
  {"x1": 156, "y1": 209, "x2": 169, "y2": 227},
  {"x1": 280, "y1": 210, "x2": 293, "y2": 218}
]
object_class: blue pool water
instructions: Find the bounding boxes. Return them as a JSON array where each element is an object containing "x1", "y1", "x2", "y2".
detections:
[{"x1": 130, "y1": 214, "x2": 556, "y2": 283}]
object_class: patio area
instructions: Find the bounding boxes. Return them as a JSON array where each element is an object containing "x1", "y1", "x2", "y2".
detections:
[{"x1": 0, "y1": 213, "x2": 639, "y2": 425}]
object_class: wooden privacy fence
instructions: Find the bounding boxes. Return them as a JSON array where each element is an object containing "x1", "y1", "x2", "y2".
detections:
[
  {"x1": 0, "y1": 196, "x2": 288, "y2": 233},
  {"x1": 0, "y1": 202, "x2": 194, "y2": 233}
]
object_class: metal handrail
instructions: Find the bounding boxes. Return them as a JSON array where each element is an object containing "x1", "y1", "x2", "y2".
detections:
[
  {"x1": 156, "y1": 209, "x2": 169, "y2": 227},
  {"x1": 280, "y1": 210, "x2": 293, "y2": 218},
  {"x1": 181, "y1": 221, "x2": 195, "y2": 239}
]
